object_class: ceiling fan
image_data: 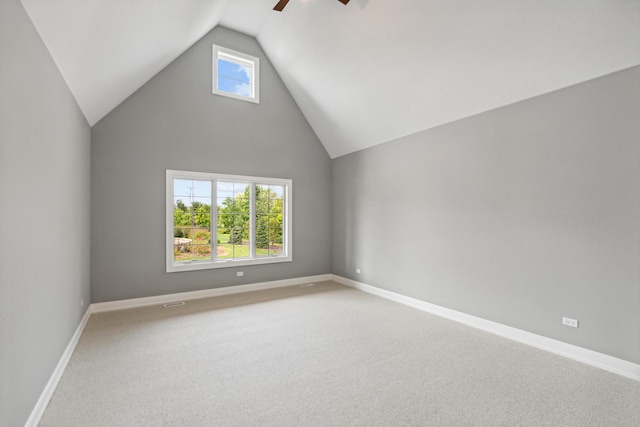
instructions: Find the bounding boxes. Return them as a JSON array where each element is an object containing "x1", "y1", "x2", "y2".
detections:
[{"x1": 274, "y1": 0, "x2": 350, "y2": 12}]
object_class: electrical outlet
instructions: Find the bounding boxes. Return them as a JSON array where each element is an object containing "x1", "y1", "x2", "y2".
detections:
[
  {"x1": 562, "y1": 317, "x2": 579, "y2": 328},
  {"x1": 356, "y1": 268, "x2": 361, "y2": 274},
  {"x1": 81, "y1": 299, "x2": 84, "y2": 307},
  {"x1": 237, "y1": 271, "x2": 244, "y2": 277}
]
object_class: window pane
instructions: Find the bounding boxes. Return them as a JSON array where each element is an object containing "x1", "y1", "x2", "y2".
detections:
[
  {"x1": 217, "y1": 234, "x2": 233, "y2": 258},
  {"x1": 174, "y1": 234, "x2": 192, "y2": 261},
  {"x1": 270, "y1": 197, "x2": 283, "y2": 215},
  {"x1": 174, "y1": 179, "x2": 210, "y2": 198},
  {"x1": 269, "y1": 185, "x2": 284, "y2": 199},
  {"x1": 218, "y1": 58, "x2": 252, "y2": 84},
  {"x1": 218, "y1": 247, "x2": 232, "y2": 259},
  {"x1": 217, "y1": 197, "x2": 233, "y2": 213},
  {"x1": 223, "y1": 198, "x2": 242, "y2": 215},
  {"x1": 269, "y1": 241, "x2": 284, "y2": 256},
  {"x1": 233, "y1": 182, "x2": 249, "y2": 198},
  {"x1": 174, "y1": 242, "x2": 210, "y2": 262},
  {"x1": 256, "y1": 214, "x2": 269, "y2": 252},
  {"x1": 173, "y1": 178, "x2": 211, "y2": 263},
  {"x1": 232, "y1": 227, "x2": 251, "y2": 259},
  {"x1": 174, "y1": 226, "x2": 191, "y2": 237},
  {"x1": 217, "y1": 194, "x2": 235, "y2": 261},
  {"x1": 218, "y1": 76, "x2": 251, "y2": 98},
  {"x1": 174, "y1": 179, "x2": 192, "y2": 198},
  {"x1": 217, "y1": 76, "x2": 236, "y2": 94},
  {"x1": 256, "y1": 183, "x2": 284, "y2": 258},
  {"x1": 235, "y1": 64, "x2": 251, "y2": 83},
  {"x1": 217, "y1": 59, "x2": 236, "y2": 78},
  {"x1": 218, "y1": 182, "x2": 246, "y2": 251},
  {"x1": 191, "y1": 243, "x2": 212, "y2": 261},
  {"x1": 256, "y1": 213, "x2": 284, "y2": 257},
  {"x1": 174, "y1": 197, "x2": 189, "y2": 210},
  {"x1": 188, "y1": 196, "x2": 212, "y2": 207},
  {"x1": 256, "y1": 184, "x2": 269, "y2": 199},
  {"x1": 191, "y1": 225, "x2": 211, "y2": 244},
  {"x1": 173, "y1": 225, "x2": 213, "y2": 262},
  {"x1": 217, "y1": 181, "x2": 233, "y2": 198},
  {"x1": 174, "y1": 206, "x2": 193, "y2": 226},
  {"x1": 269, "y1": 214, "x2": 284, "y2": 256},
  {"x1": 269, "y1": 238, "x2": 284, "y2": 256},
  {"x1": 192, "y1": 181, "x2": 211, "y2": 197},
  {"x1": 229, "y1": 218, "x2": 245, "y2": 244},
  {"x1": 174, "y1": 243, "x2": 193, "y2": 262},
  {"x1": 256, "y1": 198, "x2": 268, "y2": 214}
]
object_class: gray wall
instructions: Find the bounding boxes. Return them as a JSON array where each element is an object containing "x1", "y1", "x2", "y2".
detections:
[
  {"x1": 332, "y1": 66, "x2": 640, "y2": 364},
  {"x1": 0, "y1": 1, "x2": 91, "y2": 425},
  {"x1": 91, "y1": 26, "x2": 331, "y2": 303}
]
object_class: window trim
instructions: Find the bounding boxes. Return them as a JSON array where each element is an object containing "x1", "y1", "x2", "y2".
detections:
[
  {"x1": 212, "y1": 45, "x2": 260, "y2": 104},
  {"x1": 166, "y1": 169, "x2": 292, "y2": 273}
]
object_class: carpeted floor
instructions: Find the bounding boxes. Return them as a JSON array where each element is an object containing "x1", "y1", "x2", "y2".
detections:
[{"x1": 40, "y1": 281, "x2": 640, "y2": 426}]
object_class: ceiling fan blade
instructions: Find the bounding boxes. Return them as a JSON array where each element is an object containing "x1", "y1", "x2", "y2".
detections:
[
  {"x1": 274, "y1": 0, "x2": 348, "y2": 12},
  {"x1": 273, "y1": 0, "x2": 290, "y2": 11}
]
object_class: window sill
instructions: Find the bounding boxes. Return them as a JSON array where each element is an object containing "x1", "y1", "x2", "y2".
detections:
[{"x1": 166, "y1": 255, "x2": 292, "y2": 273}]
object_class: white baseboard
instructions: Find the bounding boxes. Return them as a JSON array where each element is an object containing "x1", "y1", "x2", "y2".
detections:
[
  {"x1": 91, "y1": 274, "x2": 332, "y2": 313},
  {"x1": 25, "y1": 306, "x2": 92, "y2": 427},
  {"x1": 332, "y1": 274, "x2": 640, "y2": 382},
  {"x1": 30, "y1": 272, "x2": 636, "y2": 427}
]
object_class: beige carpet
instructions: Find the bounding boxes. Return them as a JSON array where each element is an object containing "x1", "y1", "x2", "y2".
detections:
[{"x1": 40, "y1": 281, "x2": 640, "y2": 426}]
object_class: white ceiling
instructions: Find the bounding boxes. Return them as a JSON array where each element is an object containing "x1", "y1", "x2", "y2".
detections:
[{"x1": 21, "y1": 0, "x2": 640, "y2": 158}]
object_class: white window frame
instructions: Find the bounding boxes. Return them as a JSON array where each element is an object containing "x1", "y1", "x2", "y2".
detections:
[
  {"x1": 212, "y1": 45, "x2": 260, "y2": 104},
  {"x1": 166, "y1": 170, "x2": 292, "y2": 273}
]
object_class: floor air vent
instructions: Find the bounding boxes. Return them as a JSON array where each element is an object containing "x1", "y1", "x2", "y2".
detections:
[
  {"x1": 299, "y1": 283, "x2": 315, "y2": 288},
  {"x1": 163, "y1": 302, "x2": 186, "y2": 308}
]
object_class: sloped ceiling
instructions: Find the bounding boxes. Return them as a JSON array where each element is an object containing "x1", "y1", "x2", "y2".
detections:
[{"x1": 20, "y1": 0, "x2": 640, "y2": 158}]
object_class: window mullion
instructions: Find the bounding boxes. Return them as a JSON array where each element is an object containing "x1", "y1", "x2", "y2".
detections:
[
  {"x1": 249, "y1": 182, "x2": 256, "y2": 259},
  {"x1": 282, "y1": 189, "x2": 287, "y2": 257},
  {"x1": 211, "y1": 179, "x2": 218, "y2": 262}
]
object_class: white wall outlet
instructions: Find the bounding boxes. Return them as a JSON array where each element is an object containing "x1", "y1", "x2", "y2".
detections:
[
  {"x1": 237, "y1": 271, "x2": 244, "y2": 277},
  {"x1": 80, "y1": 299, "x2": 84, "y2": 307},
  {"x1": 562, "y1": 317, "x2": 579, "y2": 328},
  {"x1": 356, "y1": 268, "x2": 361, "y2": 274}
]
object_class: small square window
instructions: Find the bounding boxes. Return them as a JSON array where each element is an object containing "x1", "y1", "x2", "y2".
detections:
[{"x1": 212, "y1": 45, "x2": 259, "y2": 104}]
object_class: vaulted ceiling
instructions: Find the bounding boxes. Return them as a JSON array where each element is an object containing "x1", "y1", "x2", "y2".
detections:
[{"x1": 20, "y1": 0, "x2": 640, "y2": 158}]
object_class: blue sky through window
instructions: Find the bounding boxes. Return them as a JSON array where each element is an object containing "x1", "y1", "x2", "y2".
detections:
[
  {"x1": 217, "y1": 58, "x2": 251, "y2": 97},
  {"x1": 174, "y1": 179, "x2": 211, "y2": 208}
]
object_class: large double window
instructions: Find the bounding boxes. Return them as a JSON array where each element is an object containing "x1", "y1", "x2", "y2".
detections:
[{"x1": 166, "y1": 170, "x2": 291, "y2": 272}]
